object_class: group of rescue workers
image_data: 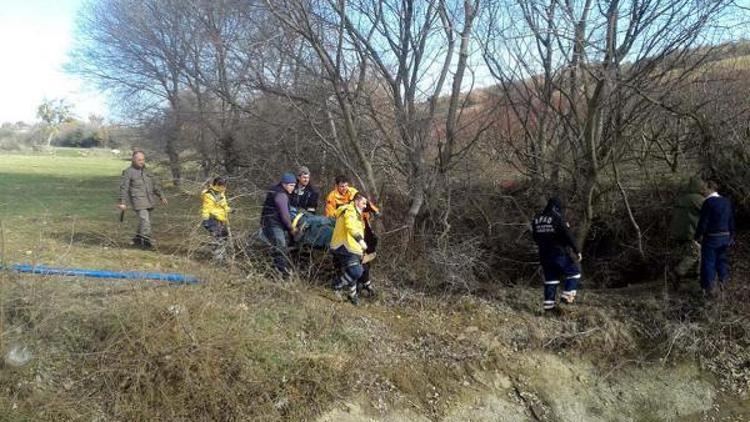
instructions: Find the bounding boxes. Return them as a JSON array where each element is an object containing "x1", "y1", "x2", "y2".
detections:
[
  {"x1": 118, "y1": 150, "x2": 736, "y2": 310},
  {"x1": 256, "y1": 170, "x2": 380, "y2": 304},
  {"x1": 530, "y1": 177, "x2": 735, "y2": 312}
]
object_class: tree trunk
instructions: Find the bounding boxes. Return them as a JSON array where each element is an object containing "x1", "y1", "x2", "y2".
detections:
[
  {"x1": 165, "y1": 131, "x2": 181, "y2": 186},
  {"x1": 220, "y1": 132, "x2": 237, "y2": 175},
  {"x1": 45, "y1": 129, "x2": 55, "y2": 147},
  {"x1": 576, "y1": 180, "x2": 597, "y2": 253},
  {"x1": 403, "y1": 186, "x2": 425, "y2": 242}
]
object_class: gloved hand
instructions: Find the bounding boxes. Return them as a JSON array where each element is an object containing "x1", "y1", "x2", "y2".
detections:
[
  {"x1": 202, "y1": 219, "x2": 212, "y2": 230},
  {"x1": 292, "y1": 228, "x2": 303, "y2": 242},
  {"x1": 358, "y1": 239, "x2": 368, "y2": 250}
]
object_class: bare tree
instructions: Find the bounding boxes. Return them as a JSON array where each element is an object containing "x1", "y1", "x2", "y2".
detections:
[
  {"x1": 482, "y1": 0, "x2": 735, "y2": 251},
  {"x1": 261, "y1": 0, "x2": 490, "y2": 237},
  {"x1": 70, "y1": 0, "x2": 196, "y2": 184}
]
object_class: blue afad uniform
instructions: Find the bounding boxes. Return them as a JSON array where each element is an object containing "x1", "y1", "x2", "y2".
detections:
[
  {"x1": 531, "y1": 198, "x2": 581, "y2": 310},
  {"x1": 694, "y1": 192, "x2": 735, "y2": 293}
]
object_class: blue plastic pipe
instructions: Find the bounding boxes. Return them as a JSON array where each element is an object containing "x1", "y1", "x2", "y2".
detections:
[{"x1": 8, "y1": 264, "x2": 199, "y2": 285}]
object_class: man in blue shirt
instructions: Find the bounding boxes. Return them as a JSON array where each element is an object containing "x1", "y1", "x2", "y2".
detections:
[
  {"x1": 694, "y1": 180, "x2": 735, "y2": 298},
  {"x1": 531, "y1": 198, "x2": 583, "y2": 312}
]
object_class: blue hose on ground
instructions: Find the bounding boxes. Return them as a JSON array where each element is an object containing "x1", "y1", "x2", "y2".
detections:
[{"x1": 7, "y1": 264, "x2": 199, "y2": 284}]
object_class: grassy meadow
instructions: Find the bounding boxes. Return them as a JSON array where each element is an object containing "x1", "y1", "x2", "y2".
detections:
[{"x1": 0, "y1": 152, "x2": 244, "y2": 272}]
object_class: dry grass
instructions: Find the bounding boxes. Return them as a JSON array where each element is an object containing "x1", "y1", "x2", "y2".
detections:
[{"x1": 3, "y1": 263, "x2": 750, "y2": 420}]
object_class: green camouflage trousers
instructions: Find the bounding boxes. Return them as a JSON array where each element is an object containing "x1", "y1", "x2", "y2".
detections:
[{"x1": 673, "y1": 240, "x2": 700, "y2": 278}]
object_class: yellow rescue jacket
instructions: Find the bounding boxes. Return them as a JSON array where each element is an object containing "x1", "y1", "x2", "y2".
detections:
[
  {"x1": 330, "y1": 202, "x2": 366, "y2": 255},
  {"x1": 201, "y1": 187, "x2": 230, "y2": 222},
  {"x1": 324, "y1": 186, "x2": 359, "y2": 217}
]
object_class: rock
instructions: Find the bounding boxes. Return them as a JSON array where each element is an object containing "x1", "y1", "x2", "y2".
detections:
[
  {"x1": 167, "y1": 305, "x2": 186, "y2": 316},
  {"x1": 5, "y1": 345, "x2": 33, "y2": 367},
  {"x1": 274, "y1": 397, "x2": 288, "y2": 410}
]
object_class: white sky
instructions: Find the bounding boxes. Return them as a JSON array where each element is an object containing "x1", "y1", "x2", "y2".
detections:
[
  {"x1": 0, "y1": 0, "x2": 108, "y2": 124},
  {"x1": 0, "y1": 0, "x2": 745, "y2": 126}
]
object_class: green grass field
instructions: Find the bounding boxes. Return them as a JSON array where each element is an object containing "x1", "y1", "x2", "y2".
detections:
[
  {"x1": 0, "y1": 151, "x2": 245, "y2": 272},
  {"x1": 0, "y1": 154, "x2": 125, "y2": 217}
]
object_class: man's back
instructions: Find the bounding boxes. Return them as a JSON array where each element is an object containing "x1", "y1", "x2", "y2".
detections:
[
  {"x1": 531, "y1": 209, "x2": 577, "y2": 256},
  {"x1": 696, "y1": 195, "x2": 735, "y2": 239}
]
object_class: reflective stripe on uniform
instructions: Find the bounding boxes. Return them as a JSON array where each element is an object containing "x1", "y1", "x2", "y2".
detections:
[
  {"x1": 566, "y1": 274, "x2": 581, "y2": 279},
  {"x1": 544, "y1": 280, "x2": 560, "y2": 285},
  {"x1": 291, "y1": 213, "x2": 304, "y2": 231}
]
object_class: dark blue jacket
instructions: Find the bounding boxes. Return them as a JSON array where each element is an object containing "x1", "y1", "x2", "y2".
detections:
[
  {"x1": 532, "y1": 198, "x2": 579, "y2": 257},
  {"x1": 695, "y1": 195, "x2": 735, "y2": 240},
  {"x1": 261, "y1": 184, "x2": 293, "y2": 231},
  {"x1": 289, "y1": 184, "x2": 320, "y2": 212}
]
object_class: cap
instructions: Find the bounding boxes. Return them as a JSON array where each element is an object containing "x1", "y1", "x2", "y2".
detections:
[{"x1": 280, "y1": 172, "x2": 297, "y2": 184}]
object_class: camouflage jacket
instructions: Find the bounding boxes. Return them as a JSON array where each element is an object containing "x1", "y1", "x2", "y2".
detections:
[
  {"x1": 669, "y1": 192, "x2": 704, "y2": 242},
  {"x1": 669, "y1": 177, "x2": 706, "y2": 242},
  {"x1": 119, "y1": 166, "x2": 163, "y2": 210}
]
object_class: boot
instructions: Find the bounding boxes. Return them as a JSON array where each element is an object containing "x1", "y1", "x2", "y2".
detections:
[
  {"x1": 347, "y1": 283, "x2": 359, "y2": 305},
  {"x1": 331, "y1": 277, "x2": 346, "y2": 301},
  {"x1": 360, "y1": 283, "x2": 375, "y2": 298},
  {"x1": 560, "y1": 292, "x2": 576, "y2": 305},
  {"x1": 331, "y1": 276, "x2": 346, "y2": 291},
  {"x1": 132, "y1": 235, "x2": 152, "y2": 249}
]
